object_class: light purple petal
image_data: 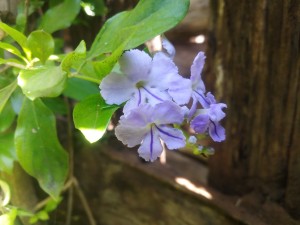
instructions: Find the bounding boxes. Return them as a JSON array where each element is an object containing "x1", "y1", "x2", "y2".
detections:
[
  {"x1": 162, "y1": 38, "x2": 176, "y2": 59},
  {"x1": 123, "y1": 89, "x2": 145, "y2": 115},
  {"x1": 168, "y1": 76, "x2": 192, "y2": 105},
  {"x1": 138, "y1": 127, "x2": 163, "y2": 162},
  {"x1": 191, "y1": 114, "x2": 210, "y2": 134},
  {"x1": 148, "y1": 52, "x2": 179, "y2": 89},
  {"x1": 209, "y1": 103, "x2": 227, "y2": 121},
  {"x1": 188, "y1": 95, "x2": 198, "y2": 119},
  {"x1": 100, "y1": 72, "x2": 135, "y2": 105},
  {"x1": 193, "y1": 90, "x2": 211, "y2": 108},
  {"x1": 119, "y1": 49, "x2": 152, "y2": 82},
  {"x1": 155, "y1": 125, "x2": 186, "y2": 150},
  {"x1": 142, "y1": 86, "x2": 171, "y2": 105},
  {"x1": 191, "y1": 52, "x2": 206, "y2": 92},
  {"x1": 209, "y1": 121, "x2": 226, "y2": 142},
  {"x1": 120, "y1": 104, "x2": 154, "y2": 126},
  {"x1": 115, "y1": 124, "x2": 149, "y2": 148},
  {"x1": 152, "y1": 101, "x2": 184, "y2": 125}
]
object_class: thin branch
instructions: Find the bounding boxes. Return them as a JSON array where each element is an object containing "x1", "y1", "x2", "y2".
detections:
[
  {"x1": 73, "y1": 178, "x2": 97, "y2": 225},
  {"x1": 64, "y1": 96, "x2": 75, "y2": 225}
]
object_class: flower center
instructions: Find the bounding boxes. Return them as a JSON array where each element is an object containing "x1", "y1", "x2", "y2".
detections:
[{"x1": 136, "y1": 81, "x2": 145, "y2": 88}]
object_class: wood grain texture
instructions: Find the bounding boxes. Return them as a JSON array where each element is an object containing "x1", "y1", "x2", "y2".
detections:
[{"x1": 208, "y1": 0, "x2": 300, "y2": 219}]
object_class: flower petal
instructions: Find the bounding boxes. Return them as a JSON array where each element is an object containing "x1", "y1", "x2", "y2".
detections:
[
  {"x1": 138, "y1": 127, "x2": 163, "y2": 162},
  {"x1": 209, "y1": 103, "x2": 227, "y2": 121},
  {"x1": 119, "y1": 49, "x2": 152, "y2": 82},
  {"x1": 191, "y1": 114, "x2": 210, "y2": 134},
  {"x1": 156, "y1": 125, "x2": 186, "y2": 150},
  {"x1": 191, "y1": 52, "x2": 206, "y2": 92},
  {"x1": 153, "y1": 101, "x2": 184, "y2": 125},
  {"x1": 168, "y1": 76, "x2": 192, "y2": 105},
  {"x1": 100, "y1": 72, "x2": 135, "y2": 105},
  {"x1": 115, "y1": 123, "x2": 149, "y2": 148},
  {"x1": 142, "y1": 86, "x2": 171, "y2": 105},
  {"x1": 148, "y1": 52, "x2": 179, "y2": 89},
  {"x1": 162, "y1": 38, "x2": 176, "y2": 59},
  {"x1": 209, "y1": 121, "x2": 226, "y2": 142}
]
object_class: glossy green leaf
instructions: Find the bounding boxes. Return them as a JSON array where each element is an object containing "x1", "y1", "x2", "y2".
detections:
[
  {"x1": 39, "y1": 0, "x2": 81, "y2": 33},
  {"x1": 0, "y1": 133, "x2": 16, "y2": 173},
  {"x1": 0, "y1": 42, "x2": 27, "y2": 62},
  {"x1": 63, "y1": 78, "x2": 99, "y2": 101},
  {"x1": 88, "y1": 0, "x2": 189, "y2": 58},
  {"x1": 0, "y1": 22, "x2": 30, "y2": 59},
  {"x1": 73, "y1": 94, "x2": 119, "y2": 143},
  {"x1": 18, "y1": 65, "x2": 67, "y2": 100},
  {"x1": 42, "y1": 98, "x2": 67, "y2": 115},
  {"x1": 15, "y1": 98, "x2": 68, "y2": 199},
  {"x1": 27, "y1": 30, "x2": 54, "y2": 63},
  {"x1": 61, "y1": 40, "x2": 86, "y2": 72},
  {"x1": 0, "y1": 103, "x2": 15, "y2": 132},
  {"x1": 0, "y1": 80, "x2": 18, "y2": 114}
]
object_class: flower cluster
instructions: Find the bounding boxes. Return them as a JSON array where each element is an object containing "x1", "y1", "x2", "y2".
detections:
[{"x1": 100, "y1": 46, "x2": 227, "y2": 162}]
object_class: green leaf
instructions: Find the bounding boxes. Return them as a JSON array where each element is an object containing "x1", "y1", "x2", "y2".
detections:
[
  {"x1": 92, "y1": 40, "x2": 127, "y2": 79},
  {"x1": 73, "y1": 94, "x2": 119, "y2": 143},
  {"x1": 0, "y1": 22, "x2": 30, "y2": 59},
  {"x1": 88, "y1": 0, "x2": 190, "y2": 58},
  {"x1": 61, "y1": 40, "x2": 86, "y2": 72},
  {"x1": 42, "y1": 97, "x2": 67, "y2": 115},
  {"x1": 0, "y1": 80, "x2": 18, "y2": 114},
  {"x1": 18, "y1": 65, "x2": 67, "y2": 100},
  {"x1": 63, "y1": 78, "x2": 99, "y2": 101},
  {"x1": 0, "y1": 42, "x2": 27, "y2": 62},
  {"x1": 27, "y1": 30, "x2": 54, "y2": 63},
  {"x1": 15, "y1": 98, "x2": 68, "y2": 199},
  {"x1": 0, "y1": 103, "x2": 15, "y2": 132},
  {"x1": 0, "y1": 132, "x2": 16, "y2": 173},
  {"x1": 39, "y1": 0, "x2": 81, "y2": 33},
  {"x1": 0, "y1": 208, "x2": 17, "y2": 225}
]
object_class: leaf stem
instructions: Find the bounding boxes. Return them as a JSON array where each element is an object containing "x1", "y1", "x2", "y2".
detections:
[{"x1": 69, "y1": 73, "x2": 101, "y2": 84}]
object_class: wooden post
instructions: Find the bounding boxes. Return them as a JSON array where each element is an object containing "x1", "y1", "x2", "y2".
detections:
[{"x1": 208, "y1": 0, "x2": 300, "y2": 219}]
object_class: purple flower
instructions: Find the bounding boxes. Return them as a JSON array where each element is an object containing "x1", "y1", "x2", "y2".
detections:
[
  {"x1": 115, "y1": 101, "x2": 186, "y2": 162},
  {"x1": 100, "y1": 49, "x2": 192, "y2": 114},
  {"x1": 190, "y1": 93, "x2": 227, "y2": 142},
  {"x1": 188, "y1": 52, "x2": 209, "y2": 118}
]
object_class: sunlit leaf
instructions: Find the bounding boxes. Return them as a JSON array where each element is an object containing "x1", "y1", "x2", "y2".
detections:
[
  {"x1": 0, "y1": 22, "x2": 30, "y2": 59},
  {"x1": 15, "y1": 98, "x2": 68, "y2": 199},
  {"x1": 73, "y1": 94, "x2": 119, "y2": 143},
  {"x1": 0, "y1": 42, "x2": 27, "y2": 62},
  {"x1": 27, "y1": 30, "x2": 54, "y2": 63},
  {"x1": 88, "y1": 0, "x2": 189, "y2": 58},
  {"x1": 39, "y1": 0, "x2": 81, "y2": 33},
  {"x1": 18, "y1": 65, "x2": 67, "y2": 100},
  {"x1": 0, "y1": 208, "x2": 17, "y2": 225}
]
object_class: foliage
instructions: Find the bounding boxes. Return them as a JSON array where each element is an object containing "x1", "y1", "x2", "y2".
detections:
[{"x1": 0, "y1": 0, "x2": 190, "y2": 223}]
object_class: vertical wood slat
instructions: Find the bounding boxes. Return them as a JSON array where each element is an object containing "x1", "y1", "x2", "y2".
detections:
[{"x1": 208, "y1": 0, "x2": 300, "y2": 218}]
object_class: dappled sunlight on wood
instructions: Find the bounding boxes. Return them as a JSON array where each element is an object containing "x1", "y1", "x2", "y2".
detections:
[{"x1": 175, "y1": 177, "x2": 213, "y2": 199}]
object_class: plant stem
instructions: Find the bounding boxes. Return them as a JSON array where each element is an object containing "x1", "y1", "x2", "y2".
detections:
[
  {"x1": 64, "y1": 97, "x2": 75, "y2": 225},
  {"x1": 69, "y1": 73, "x2": 101, "y2": 84},
  {"x1": 73, "y1": 178, "x2": 97, "y2": 225}
]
